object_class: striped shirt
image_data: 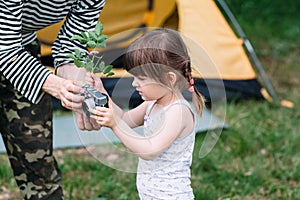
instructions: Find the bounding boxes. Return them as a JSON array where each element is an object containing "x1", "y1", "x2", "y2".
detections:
[{"x1": 0, "y1": 0, "x2": 105, "y2": 104}]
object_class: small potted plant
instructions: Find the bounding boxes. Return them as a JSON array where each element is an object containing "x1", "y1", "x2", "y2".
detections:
[
  {"x1": 67, "y1": 22, "x2": 114, "y2": 76},
  {"x1": 67, "y1": 22, "x2": 113, "y2": 114}
]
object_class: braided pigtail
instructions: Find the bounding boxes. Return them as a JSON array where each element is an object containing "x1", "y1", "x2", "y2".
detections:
[{"x1": 185, "y1": 60, "x2": 205, "y2": 116}]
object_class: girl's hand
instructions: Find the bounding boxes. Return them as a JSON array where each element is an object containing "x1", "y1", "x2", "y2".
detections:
[
  {"x1": 89, "y1": 106, "x2": 117, "y2": 128},
  {"x1": 85, "y1": 72, "x2": 107, "y2": 95}
]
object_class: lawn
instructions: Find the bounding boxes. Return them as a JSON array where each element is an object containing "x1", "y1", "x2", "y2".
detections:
[{"x1": 1, "y1": 0, "x2": 299, "y2": 199}]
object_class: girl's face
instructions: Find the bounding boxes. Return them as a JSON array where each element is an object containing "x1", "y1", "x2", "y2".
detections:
[{"x1": 132, "y1": 75, "x2": 169, "y2": 101}]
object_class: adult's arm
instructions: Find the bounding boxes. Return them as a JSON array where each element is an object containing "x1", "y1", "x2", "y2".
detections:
[
  {"x1": 0, "y1": 1, "x2": 51, "y2": 104},
  {"x1": 52, "y1": 0, "x2": 106, "y2": 70},
  {"x1": 53, "y1": 0, "x2": 106, "y2": 130}
]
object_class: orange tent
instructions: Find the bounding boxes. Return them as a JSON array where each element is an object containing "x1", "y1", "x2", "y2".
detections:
[{"x1": 37, "y1": 0, "x2": 276, "y2": 105}]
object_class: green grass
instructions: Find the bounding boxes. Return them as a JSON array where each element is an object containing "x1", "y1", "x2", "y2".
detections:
[
  {"x1": 1, "y1": 0, "x2": 300, "y2": 199},
  {"x1": 1, "y1": 100, "x2": 299, "y2": 199},
  {"x1": 192, "y1": 100, "x2": 300, "y2": 200}
]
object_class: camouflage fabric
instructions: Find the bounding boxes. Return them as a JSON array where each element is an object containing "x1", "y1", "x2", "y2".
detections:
[{"x1": 0, "y1": 39, "x2": 64, "y2": 199}]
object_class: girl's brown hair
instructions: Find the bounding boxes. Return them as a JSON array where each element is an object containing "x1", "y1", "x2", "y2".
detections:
[{"x1": 123, "y1": 28, "x2": 205, "y2": 116}]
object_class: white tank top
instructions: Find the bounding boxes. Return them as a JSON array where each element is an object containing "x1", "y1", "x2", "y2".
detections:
[{"x1": 136, "y1": 99, "x2": 196, "y2": 200}]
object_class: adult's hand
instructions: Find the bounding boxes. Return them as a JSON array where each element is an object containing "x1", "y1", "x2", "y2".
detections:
[
  {"x1": 42, "y1": 74, "x2": 84, "y2": 112},
  {"x1": 56, "y1": 64, "x2": 87, "y2": 86},
  {"x1": 75, "y1": 112, "x2": 101, "y2": 131},
  {"x1": 56, "y1": 64, "x2": 103, "y2": 130}
]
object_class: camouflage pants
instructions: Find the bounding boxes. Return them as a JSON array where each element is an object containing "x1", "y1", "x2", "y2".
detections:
[{"x1": 0, "y1": 40, "x2": 63, "y2": 199}]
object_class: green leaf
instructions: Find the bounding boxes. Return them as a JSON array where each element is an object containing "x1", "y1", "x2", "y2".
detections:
[
  {"x1": 87, "y1": 41, "x2": 97, "y2": 49},
  {"x1": 103, "y1": 65, "x2": 113, "y2": 74},
  {"x1": 66, "y1": 53, "x2": 76, "y2": 59},
  {"x1": 81, "y1": 31, "x2": 88, "y2": 39},
  {"x1": 86, "y1": 61, "x2": 94, "y2": 71},
  {"x1": 68, "y1": 21, "x2": 113, "y2": 75},
  {"x1": 95, "y1": 22, "x2": 103, "y2": 35},
  {"x1": 88, "y1": 32, "x2": 97, "y2": 41},
  {"x1": 93, "y1": 68, "x2": 101, "y2": 73},
  {"x1": 79, "y1": 38, "x2": 88, "y2": 44},
  {"x1": 99, "y1": 61, "x2": 106, "y2": 70},
  {"x1": 70, "y1": 35, "x2": 83, "y2": 41},
  {"x1": 74, "y1": 49, "x2": 82, "y2": 58},
  {"x1": 96, "y1": 34, "x2": 108, "y2": 43},
  {"x1": 106, "y1": 71, "x2": 115, "y2": 77},
  {"x1": 96, "y1": 42, "x2": 106, "y2": 49},
  {"x1": 74, "y1": 60, "x2": 84, "y2": 67}
]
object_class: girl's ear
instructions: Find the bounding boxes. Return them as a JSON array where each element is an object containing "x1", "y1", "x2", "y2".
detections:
[{"x1": 167, "y1": 72, "x2": 177, "y2": 86}]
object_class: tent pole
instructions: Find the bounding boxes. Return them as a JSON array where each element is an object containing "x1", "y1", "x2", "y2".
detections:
[{"x1": 215, "y1": 0, "x2": 279, "y2": 104}]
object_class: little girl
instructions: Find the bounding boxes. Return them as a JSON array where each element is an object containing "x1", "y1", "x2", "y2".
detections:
[{"x1": 89, "y1": 28, "x2": 205, "y2": 200}]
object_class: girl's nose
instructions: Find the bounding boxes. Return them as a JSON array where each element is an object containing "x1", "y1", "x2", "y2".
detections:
[{"x1": 132, "y1": 78, "x2": 138, "y2": 88}]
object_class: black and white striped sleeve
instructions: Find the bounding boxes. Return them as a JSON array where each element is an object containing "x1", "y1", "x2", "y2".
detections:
[
  {"x1": 52, "y1": 0, "x2": 106, "y2": 68},
  {"x1": 0, "y1": 0, "x2": 51, "y2": 104}
]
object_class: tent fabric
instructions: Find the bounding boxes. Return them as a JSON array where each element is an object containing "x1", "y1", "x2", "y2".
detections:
[
  {"x1": 176, "y1": 0, "x2": 256, "y2": 80},
  {"x1": 36, "y1": 0, "x2": 176, "y2": 57},
  {"x1": 37, "y1": 0, "x2": 264, "y2": 103}
]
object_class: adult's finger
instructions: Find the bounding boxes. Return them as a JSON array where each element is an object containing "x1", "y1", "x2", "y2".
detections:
[
  {"x1": 82, "y1": 115, "x2": 93, "y2": 130},
  {"x1": 75, "y1": 112, "x2": 85, "y2": 130},
  {"x1": 90, "y1": 117, "x2": 101, "y2": 130},
  {"x1": 76, "y1": 112, "x2": 102, "y2": 131},
  {"x1": 65, "y1": 80, "x2": 84, "y2": 95},
  {"x1": 84, "y1": 72, "x2": 95, "y2": 87}
]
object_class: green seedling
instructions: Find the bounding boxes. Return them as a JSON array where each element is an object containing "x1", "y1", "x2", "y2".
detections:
[{"x1": 67, "y1": 22, "x2": 114, "y2": 76}]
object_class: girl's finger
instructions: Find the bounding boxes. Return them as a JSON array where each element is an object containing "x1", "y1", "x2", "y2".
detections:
[{"x1": 88, "y1": 108, "x2": 101, "y2": 116}]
